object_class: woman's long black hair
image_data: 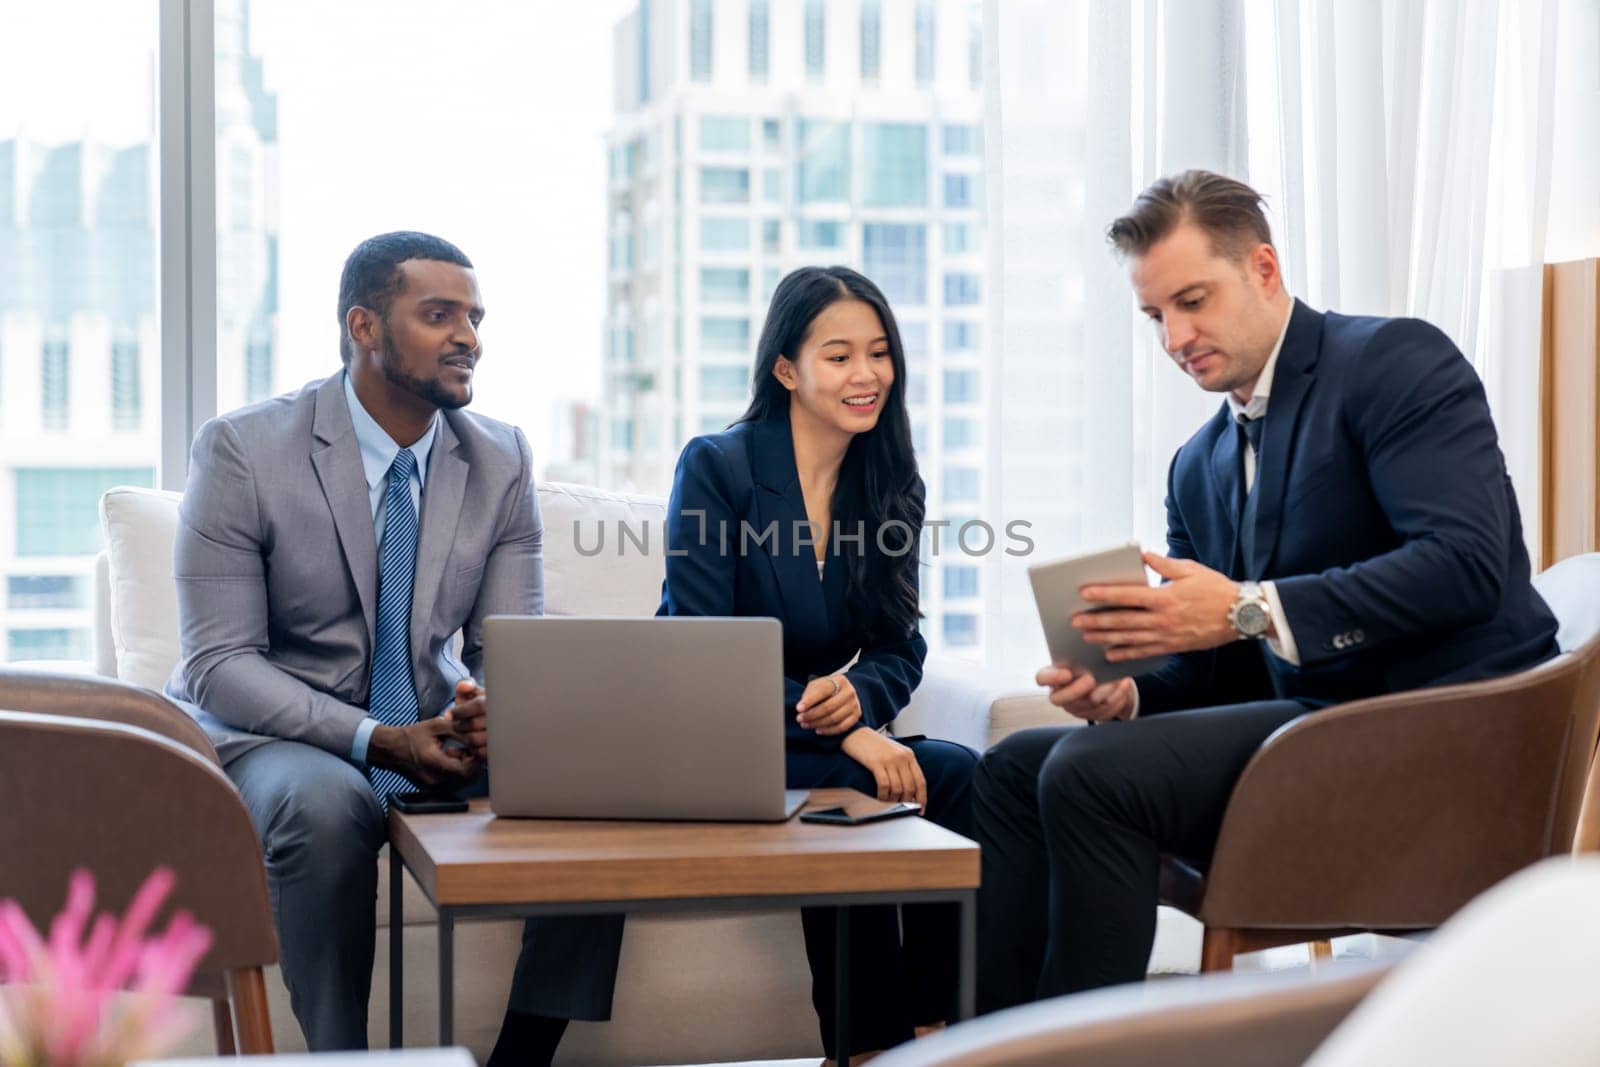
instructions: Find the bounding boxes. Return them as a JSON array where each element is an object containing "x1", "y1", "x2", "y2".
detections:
[{"x1": 736, "y1": 266, "x2": 923, "y2": 642}]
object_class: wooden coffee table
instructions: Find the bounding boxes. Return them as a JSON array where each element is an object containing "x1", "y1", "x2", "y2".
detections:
[{"x1": 387, "y1": 789, "x2": 981, "y2": 1062}]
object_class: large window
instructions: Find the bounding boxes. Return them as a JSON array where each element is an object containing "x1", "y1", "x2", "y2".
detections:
[
  {"x1": 1, "y1": 1, "x2": 159, "y2": 664},
  {"x1": 4, "y1": 2, "x2": 992, "y2": 668}
]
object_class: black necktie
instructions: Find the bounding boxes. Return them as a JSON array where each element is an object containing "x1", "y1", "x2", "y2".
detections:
[{"x1": 1237, "y1": 414, "x2": 1263, "y2": 572}]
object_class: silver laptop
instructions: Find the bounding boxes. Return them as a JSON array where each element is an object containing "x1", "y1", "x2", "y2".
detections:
[{"x1": 484, "y1": 616, "x2": 808, "y2": 821}]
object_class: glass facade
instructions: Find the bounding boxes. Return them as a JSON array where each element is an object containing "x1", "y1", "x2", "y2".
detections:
[
  {"x1": 748, "y1": 0, "x2": 769, "y2": 81},
  {"x1": 700, "y1": 267, "x2": 750, "y2": 303},
  {"x1": 943, "y1": 564, "x2": 980, "y2": 598},
  {"x1": 8, "y1": 627, "x2": 90, "y2": 662},
  {"x1": 700, "y1": 166, "x2": 751, "y2": 204},
  {"x1": 863, "y1": 123, "x2": 928, "y2": 208},
  {"x1": 943, "y1": 368, "x2": 980, "y2": 403},
  {"x1": 944, "y1": 271, "x2": 981, "y2": 305},
  {"x1": 701, "y1": 316, "x2": 751, "y2": 352},
  {"x1": 690, "y1": 0, "x2": 713, "y2": 82},
  {"x1": 943, "y1": 172, "x2": 981, "y2": 208},
  {"x1": 943, "y1": 319, "x2": 979, "y2": 350},
  {"x1": 15, "y1": 467, "x2": 155, "y2": 557},
  {"x1": 860, "y1": 0, "x2": 882, "y2": 80},
  {"x1": 943, "y1": 613, "x2": 979, "y2": 647},
  {"x1": 7, "y1": 575, "x2": 89, "y2": 611},
  {"x1": 943, "y1": 123, "x2": 981, "y2": 155},
  {"x1": 111, "y1": 331, "x2": 141, "y2": 430},
  {"x1": 944, "y1": 467, "x2": 981, "y2": 502},
  {"x1": 796, "y1": 120, "x2": 850, "y2": 203},
  {"x1": 604, "y1": 1, "x2": 988, "y2": 660},
  {"x1": 943, "y1": 221, "x2": 976, "y2": 254},
  {"x1": 700, "y1": 365, "x2": 749, "y2": 402},
  {"x1": 804, "y1": 0, "x2": 826, "y2": 78},
  {"x1": 863, "y1": 224, "x2": 927, "y2": 306},
  {"x1": 700, "y1": 217, "x2": 752, "y2": 251},
  {"x1": 700, "y1": 116, "x2": 750, "y2": 152},
  {"x1": 942, "y1": 416, "x2": 979, "y2": 449},
  {"x1": 797, "y1": 219, "x2": 844, "y2": 250},
  {"x1": 40, "y1": 338, "x2": 68, "y2": 431},
  {"x1": 915, "y1": 0, "x2": 937, "y2": 83}
]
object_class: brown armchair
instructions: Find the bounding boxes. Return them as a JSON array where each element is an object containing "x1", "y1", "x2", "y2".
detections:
[
  {"x1": 0, "y1": 672, "x2": 278, "y2": 1054},
  {"x1": 1159, "y1": 635, "x2": 1600, "y2": 970}
]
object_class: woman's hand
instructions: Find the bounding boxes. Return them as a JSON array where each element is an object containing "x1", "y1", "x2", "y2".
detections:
[
  {"x1": 796, "y1": 674, "x2": 862, "y2": 736},
  {"x1": 840, "y1": 729, "x2": 928, "y2": 810}
]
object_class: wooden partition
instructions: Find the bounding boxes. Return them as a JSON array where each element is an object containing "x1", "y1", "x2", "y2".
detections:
[{"x1": 1540, "y1": 259, "x2": 1600, "y2": 568}]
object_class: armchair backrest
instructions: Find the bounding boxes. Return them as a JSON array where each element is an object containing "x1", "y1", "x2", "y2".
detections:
[
  {"x1": 0, "y1": 669, "x2": 218, "y2": 765},
  {"x1": 1204, "y1": 636, "x2": 1600, "y2": 927},
  {"x1": 0, "y1": 710, "x2": 277, "y2": 979}
]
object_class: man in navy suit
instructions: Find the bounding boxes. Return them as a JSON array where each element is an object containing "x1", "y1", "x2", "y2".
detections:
[{"x1": 973, "y1": 169, "x2": 1559, "y2": 1009}]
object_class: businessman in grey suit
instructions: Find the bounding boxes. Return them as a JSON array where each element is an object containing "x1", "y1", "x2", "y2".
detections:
[{"x1": 165, "y1": 232, "x2": 563, "y2": 1057}]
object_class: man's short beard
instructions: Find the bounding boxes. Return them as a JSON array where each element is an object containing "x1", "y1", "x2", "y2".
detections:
[{"x1": 379, "y1": 342, "x2": 471, "y2": 410}]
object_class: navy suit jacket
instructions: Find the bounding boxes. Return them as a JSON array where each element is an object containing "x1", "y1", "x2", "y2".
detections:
[
  {"x1": 656, "y1": 416, "x2": 927, "y2": 751},
  {"x1": 1138, "y1": 300, "x2": 1558, "y2": 714}
]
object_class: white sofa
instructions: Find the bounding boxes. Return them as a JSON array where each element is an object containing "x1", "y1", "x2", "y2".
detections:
[{"x1": 96, "y1": 480, "x2": 1079, "y2": 1065}]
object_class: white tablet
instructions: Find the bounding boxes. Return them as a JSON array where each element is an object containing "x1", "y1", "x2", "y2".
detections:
[{"x1": 1027, "y1": 543, "x2": 1169, "y2": 681}]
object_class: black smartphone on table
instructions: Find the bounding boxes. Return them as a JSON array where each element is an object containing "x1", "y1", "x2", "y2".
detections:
[
  {"x1": 391, "y1": 791, "x2": 468, "y2": 815},
  {"x1": 800, "y1": 801, "x2": 922, "y2": 826}
]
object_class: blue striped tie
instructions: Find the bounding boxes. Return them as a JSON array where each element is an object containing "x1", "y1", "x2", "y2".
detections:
[{"x1": 368, "y1": 448, "x2": 422, "y2": 808}]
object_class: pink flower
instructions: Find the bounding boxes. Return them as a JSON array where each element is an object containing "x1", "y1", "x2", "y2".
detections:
[{"x1": 0, "y1": 868, "x2": 213, "y2": 1067}]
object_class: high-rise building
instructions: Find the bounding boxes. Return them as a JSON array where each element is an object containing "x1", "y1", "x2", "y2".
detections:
[
  {"x1": 603, "y1": 0, "x2": 987, "y2": 654},
  {"x1": 0, "y1": 0, "x2": 276, "y2": 665}
]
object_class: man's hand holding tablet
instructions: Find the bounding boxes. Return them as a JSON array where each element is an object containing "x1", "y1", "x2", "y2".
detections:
[
  {"x1": 1035, "y1": 666, "x2": 1137, "y2": 722},
  {"x1": 1031, "y1": 545, "x2": 1254, "y2": 721}
]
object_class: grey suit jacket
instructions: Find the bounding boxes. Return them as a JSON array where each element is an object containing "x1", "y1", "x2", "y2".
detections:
[{"x1": 164, "y1": 373, "x2": 544, "y2": 765}]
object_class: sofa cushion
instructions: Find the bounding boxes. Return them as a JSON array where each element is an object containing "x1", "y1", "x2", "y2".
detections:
[
  {"x1": 537, "y1": 481, "x2": 668, "y2": 617},
  {"x1": 99, "y1": 486, "x2": 184, "y2": 691}
]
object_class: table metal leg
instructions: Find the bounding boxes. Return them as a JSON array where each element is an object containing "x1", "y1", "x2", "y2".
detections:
[
  {"x1": 835, "y1": 906, "x2": 850, "y2": 1065},
  {"x1": 958, "y1": 890, "x2": 977, "y2": 1021},
  {"x1": 438, "y1": 910, "x2": 455, "y2": 1046},
  {"x1": 389, "y1": 845, "x2": 403, "y2": 1048}
]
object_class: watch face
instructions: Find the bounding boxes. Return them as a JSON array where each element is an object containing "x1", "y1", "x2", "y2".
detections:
[{"x1": 1237, "y1": 601, "x2": 1269, "y2": 636}]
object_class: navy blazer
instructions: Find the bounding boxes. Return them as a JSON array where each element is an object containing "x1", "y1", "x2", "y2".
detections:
[
  {"x1": 1139, "y1": 300, "x2": 1558, "y2": 713},
  {"x1": 656, "y1": 415, "x2": 928, "y2": 751}
]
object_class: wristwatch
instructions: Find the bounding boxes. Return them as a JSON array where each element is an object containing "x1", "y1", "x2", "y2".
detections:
[{"x1": 1228, "y1": 581, "x2": 1271, "y2": 639}]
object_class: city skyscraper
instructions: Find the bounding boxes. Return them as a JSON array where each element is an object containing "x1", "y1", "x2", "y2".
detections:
[
  {"x1": 602, "y1": 0, "x2": 988, "y2": 654},
  {"x1": 0, "y1": 0, "x2": 277, "y2": 665}
]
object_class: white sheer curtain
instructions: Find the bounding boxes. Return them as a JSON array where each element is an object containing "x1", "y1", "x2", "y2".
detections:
[
  {"x1": 1243, "y1": 0, "x2": 1561, "y2": 548},
  {"x1": 980, "y1": 0, "x2": 1589, "y2": 677},
  {"x1": 979, "y1": 0, "x2": 1250, "y2": 679}
]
